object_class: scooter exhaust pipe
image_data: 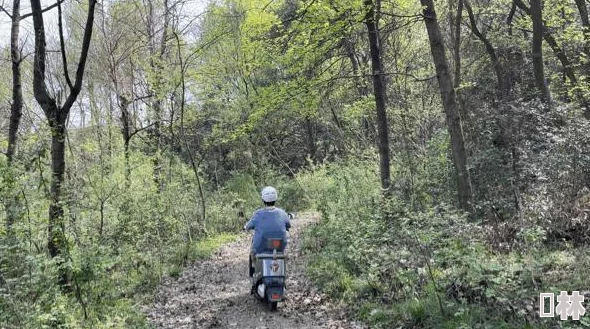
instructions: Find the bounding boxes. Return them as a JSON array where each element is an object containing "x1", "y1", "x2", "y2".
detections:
[{"x1": 257, "y1": 283, "x2": 266, "y2": 298}]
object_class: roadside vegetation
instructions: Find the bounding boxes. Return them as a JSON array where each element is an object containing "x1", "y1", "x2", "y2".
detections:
[{"x1": 301, "y1": 147, "x2": 590, "y2": 328}]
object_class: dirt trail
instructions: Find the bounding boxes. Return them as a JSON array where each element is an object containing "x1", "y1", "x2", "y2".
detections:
[{"x1": 145, "y1": 213, "x2": 366, "y2": 329}]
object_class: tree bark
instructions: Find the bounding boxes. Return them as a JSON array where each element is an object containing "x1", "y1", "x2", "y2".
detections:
[
  {"x1": 8, "y1": 0, "x2": 22, "y2": 164},
  {"x1": 530, "y1": 0, "x2": 551, "y2": 104},
  {"x1": 305, "y1": 117, "x2": 316, "y2": 162},
  {"x1": 420, "y1": 0, "x2": 474, "y2": 213},
  {"x1": 152, "y1": 101, "x2": 163, "y2": 191},
  {"x1": 31, "y1": 0, "x2": 97, "y2": 288},
  {"x1": 453, "y1": 0, "x2": 463, "y2": 89},
  {"x1": 5, "y1": 0, "x2": 24, "y2": 234},
  {"x1": 119, "y1": 95, "x2": 132, "y2": 187},
  {"x1": 364, "y1": 0, "x2": 391, "y2": 194},
  {"x1": 452, "y1": 0, "x2": 468, "y2": 127},
  {"x1": 507, "y1": 2, "x2": 516, "y2": 36},
  {"x1": 48, "y1": 120, "x2": 66, "y2": 256}
]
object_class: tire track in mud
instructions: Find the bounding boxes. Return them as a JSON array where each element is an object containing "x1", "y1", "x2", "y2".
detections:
[{"x1": 145, "y1": 213, "x2": 366, "y2": 329}]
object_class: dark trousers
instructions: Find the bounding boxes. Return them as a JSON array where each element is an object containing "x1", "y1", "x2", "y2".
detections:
[{"x1": 249, "y1": 249, "x2": 256, "y2": 277}]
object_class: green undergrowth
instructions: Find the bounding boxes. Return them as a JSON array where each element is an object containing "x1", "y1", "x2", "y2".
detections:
[
  {"x1": 167, "y1": 233, "x2": 238, "y2": 278},
  {"x1": 0, "y1": 144, "x2": 272, "y2": 329},
  {"x1": 0, "y1": 231, "x2": 238, "y2": 329},
  {"x1": 298, "y1": 157, "x2": 590, "y2": 329}
]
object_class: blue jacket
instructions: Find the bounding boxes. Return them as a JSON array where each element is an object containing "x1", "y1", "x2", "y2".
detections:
[{"x1": 245, "y1": 207, "x2": 291, "y2": 254}]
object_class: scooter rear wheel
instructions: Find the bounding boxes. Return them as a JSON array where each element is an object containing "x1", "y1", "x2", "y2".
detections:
[{"x1": 269, "y1": 301, "x2": 278, "y2": 312}]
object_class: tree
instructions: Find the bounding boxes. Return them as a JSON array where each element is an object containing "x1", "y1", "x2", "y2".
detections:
[
  {"x1": 463, "y1": 0, "x2": 507, "y2": 99},
  {"x1": 1, "y1": 0, "x2": 64, "y2": 234},
  {"x1": 94, "y1": 2, "x2": 149, "y2": 186},
  {"x1": 30, "y1": 0, "x2": 97, "y2": 286},
  {"x1": 141, "y1": 0, "x2": 171, "y2": 193},
  {"x1": 420, "y1": 0, "x2": 474, "y2": 213},
  {"x1": 2, "y1": 0, "x2": 24, "y2": 234},
  {"x1": 0, "y1": 0, "x2": 63, "y2": 164},
  {"x1": 530, "y1": 0, "x2": 551, "y2": 103},
  {"x1": 514, "y1": 0, "x2": 590, "y2": 116},
  {"x1": 364, "y1": 0, "x2": 391, "y2": 194},
  {"x1": 7, "y1": 0, "x2": 21, "y2": 164}
]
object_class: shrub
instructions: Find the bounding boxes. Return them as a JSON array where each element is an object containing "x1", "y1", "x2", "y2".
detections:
[{"x1": 300, "y1": 157, "x2": 590, "y2": 329}]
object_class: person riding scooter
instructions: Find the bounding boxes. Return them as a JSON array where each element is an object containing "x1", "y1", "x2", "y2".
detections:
[{"x1": 244, "y1": 186, "x2": 291, "y2": 290}]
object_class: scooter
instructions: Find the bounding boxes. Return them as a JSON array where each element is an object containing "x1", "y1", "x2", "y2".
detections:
[{"x1": 249, "y1": 213, "x2": 294, "y2": 311}]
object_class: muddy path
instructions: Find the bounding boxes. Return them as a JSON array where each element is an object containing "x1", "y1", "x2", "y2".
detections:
[{"x1": 145, "y1": 213, "x2": 366, "y2": 329}]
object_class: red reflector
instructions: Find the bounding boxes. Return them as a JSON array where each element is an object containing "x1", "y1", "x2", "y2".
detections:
[
  {"x1": 272, "y1": 293, "x2": 280, "y2": 300},
  {"x1": 271, "y1": 240, "x2": 281, "y2": 248}
]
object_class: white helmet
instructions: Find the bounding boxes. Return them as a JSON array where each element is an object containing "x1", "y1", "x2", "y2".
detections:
[{"x1": 261, "y1": 186, "x2": 278, "y2": 202}]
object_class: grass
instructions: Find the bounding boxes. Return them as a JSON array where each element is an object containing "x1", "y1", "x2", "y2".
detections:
[
  {"x1": 168, "y1": 233, "x2": 239, "y2": 278},
  {"x1": 191, "y1": 233, "x2": 239, "y2": 259}
]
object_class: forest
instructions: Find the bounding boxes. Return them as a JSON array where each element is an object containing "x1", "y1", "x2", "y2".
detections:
[{"x1": 0, "y1": 0, "x2": 589, "y2": 327}]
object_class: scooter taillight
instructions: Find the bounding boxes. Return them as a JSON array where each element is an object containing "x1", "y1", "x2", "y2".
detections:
[{"x1": 271, "y1": 240, "x2": 282, "y2": 249}]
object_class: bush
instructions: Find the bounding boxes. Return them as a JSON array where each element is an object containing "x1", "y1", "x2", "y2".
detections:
[
  {"x1": 300, "y1": 157, "x2": 590, "y2": 329},
  {"x1": 0, "y1": 139, "x2": 243, "y2": 328}
]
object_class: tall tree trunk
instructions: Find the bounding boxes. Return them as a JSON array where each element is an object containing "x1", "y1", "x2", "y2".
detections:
[
  {"x1": 305, "y1": 117, "x2": 316, "y2": 162},
  {"x1": 119, "y1": 95, "x2": 132, "y2": 187},
  {"x1": 364, "y1": 0, "x2": 391, "y2": 194},
  {"x1": 420, "y1": 0, "x2": 474, "y2": 213},
  {"x1": 147, "y1": 0, "x2": 170, "y2": 193},
  {"x1": 452, "y1": 0, "x2": 468, "y2": 128},
  {"x1": 453, "y1": 0, "x2": 463, "y2": 89},
  {"x1": 507, "y1": 2, "x2": 517, "y2": 36},
  {"x1": 530, "y1": 0, "x2": 551, "y2": 103},
  {"x1": 8, "y1": 0, "x2": 22, "y2": 164},
  {"x1": 5, "y1": 0, "x2": 24, "y2": 234},
  {"x1": 31, "y1": 0, "x2": 97, "y2": 288},
  {"x1": 153, "y1": 101, "x2": 163, "y2": 191},
  {"x1": 47, "y1": 119, "x2": 67, "y2": 259}
]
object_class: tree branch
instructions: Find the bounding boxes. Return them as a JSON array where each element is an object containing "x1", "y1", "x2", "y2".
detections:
[
  {"x1": 320, "y1": 72, "x2": 437, "y2": 84},
  {"x1": 31, "y1": 0, "x2": 59, "y2": 118},
  {"x1": 464, "y1": 0, "x2": 504, "y2": 94},
  {"x1": 57, "y1": 0, "x2": 73, "y2": 90},
  {"x1": 132, "y1": 94, "x2": 153, "y2": 102},
  {"x1": 0, "y1": 5, "x2": 12, "y2": 18},
  {"x1": 61, "y1": 0, "x2": 97, "y2": 115},
  {"x1": 506, "y1": 1, "x2": 516, "y2": 35},
  {"x1": 20, "y1": 0, "x2": 63, "y2": 20},
  {"x1": 129, "y1": 122, "x2": 157, "y2": 139}
]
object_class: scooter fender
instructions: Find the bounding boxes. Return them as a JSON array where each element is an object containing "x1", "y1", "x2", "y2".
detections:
[
  {"x1": 265, "y1": 286, "x2": 284, "y2": 302},
  {"x1": 262, "y1": 277, "x2": 284, "y2": 286}
]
